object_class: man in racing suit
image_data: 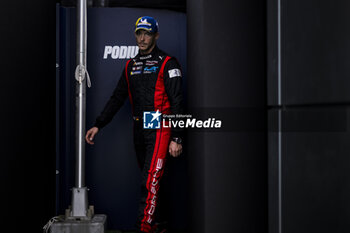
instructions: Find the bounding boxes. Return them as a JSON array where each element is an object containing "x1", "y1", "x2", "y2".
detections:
[{"x1": 85, "y1": 16, "x2": 183, "y2": 233}]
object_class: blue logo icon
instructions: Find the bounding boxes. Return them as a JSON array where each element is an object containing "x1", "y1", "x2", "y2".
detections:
[
  {"x1": 144, "y1": 66, "x2": 158, "y2": 73},
  {"x1": 143, "y1": 110, "x2": 162, "y2": 129}
]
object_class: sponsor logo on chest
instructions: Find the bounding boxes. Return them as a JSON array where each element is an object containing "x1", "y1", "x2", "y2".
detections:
[
  {"x1": 130, "y1": 70, "x2": 142, "y2": 75},
  {"x1": 145, "y1": 60, "x2": 159, "y2": 66},
  {"x1": 130, "y1": 66, "x2": 159, "y2": 76},
  {"x1": 132, "y1": 66, "x2": 143, "y2": 71},
  {"x1": 133, "y1": 61, "x2": 143, "y2": 66},
  {"x1": 140, "y1": 54, "x2": 152, "y2": 60},
  {"x1": 143, "y1": 66, "x2": 159, "y2": 74}
]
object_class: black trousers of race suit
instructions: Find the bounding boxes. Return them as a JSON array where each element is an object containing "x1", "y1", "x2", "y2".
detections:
[{"x1": 133, "y1": 119, "x2": 171, "y2": 232}]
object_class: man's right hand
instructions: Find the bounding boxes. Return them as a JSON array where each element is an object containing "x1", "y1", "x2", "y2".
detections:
[{"x1": 85, "y1": 127, "x2": 99, "y2": 145}]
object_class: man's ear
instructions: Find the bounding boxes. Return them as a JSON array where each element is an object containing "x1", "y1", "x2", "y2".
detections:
[{"x1": 155, "y1": 32, "x2": 160, "y2": 40}]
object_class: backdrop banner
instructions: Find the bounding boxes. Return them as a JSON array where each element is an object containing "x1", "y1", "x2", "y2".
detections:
[{"x1": 57, "y1": 6, "x2": 187, "y2": 230}]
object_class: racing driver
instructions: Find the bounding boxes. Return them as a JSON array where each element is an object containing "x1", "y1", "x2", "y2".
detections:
[{"x1": 85, "y1": 16, "x2": 184, "y2": 233}]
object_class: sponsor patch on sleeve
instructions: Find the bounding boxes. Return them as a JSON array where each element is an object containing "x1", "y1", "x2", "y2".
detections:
[{"x1": 168, "y1": 69, "x2": 182, "y2": 78}]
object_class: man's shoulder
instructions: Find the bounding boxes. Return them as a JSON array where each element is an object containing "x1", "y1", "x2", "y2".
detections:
[
  {"x1": 156, "y1": 49, "x2": 180, "y2": 65},
  {"x1": 160, "y1": 52, "x2": 179, "y2": 64},
  {"x1": 157, "y1": 48, "x2": 176, "y2": 59}
]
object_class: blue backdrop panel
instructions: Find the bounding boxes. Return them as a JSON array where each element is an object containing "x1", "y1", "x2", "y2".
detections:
[{"x1": 57, "y1": 7, "x2": 187, "y2": 230}]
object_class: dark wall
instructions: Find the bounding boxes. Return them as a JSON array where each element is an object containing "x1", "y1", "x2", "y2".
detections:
[
  {"x1": 268, "y1": 0, "x2": 350, "y2": 106},
  {"x1": 0, "y1": 1, "x2": 56, "y2": 232},
  {"x1": 268, "y1": 1, "x2": 350, "y2": 233},
  {"x1": 187, "y1": 0, "x2": 267, "y2": 232}
]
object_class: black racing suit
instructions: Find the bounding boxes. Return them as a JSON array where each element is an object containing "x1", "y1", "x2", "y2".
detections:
[{"x1": 94, "y1": 46, "x2": 183, "y2": 232}]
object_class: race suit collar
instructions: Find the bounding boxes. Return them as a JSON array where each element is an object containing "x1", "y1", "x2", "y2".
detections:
[{"x1": 138, "y1": 45, "x2": 159, "y2": 60}]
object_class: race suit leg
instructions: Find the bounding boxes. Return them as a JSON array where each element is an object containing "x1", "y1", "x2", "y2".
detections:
[{"x1": 134, "y1": 121, "x2": 171, "y2": 233}]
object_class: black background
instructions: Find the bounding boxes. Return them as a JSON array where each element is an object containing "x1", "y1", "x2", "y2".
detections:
[{"x1": 0, "y1": 1, "x2": 56, "y2": 231}]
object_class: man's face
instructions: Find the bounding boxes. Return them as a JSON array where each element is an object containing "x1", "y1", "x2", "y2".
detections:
[{"x1": 135, "y1": 29, "x2": 159, "y2": 54}]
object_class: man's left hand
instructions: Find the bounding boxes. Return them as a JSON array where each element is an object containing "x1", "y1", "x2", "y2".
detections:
[{"x1": 169, "y1": 141, "x2": 182, "y2": 157}]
